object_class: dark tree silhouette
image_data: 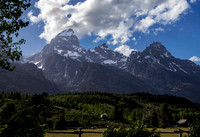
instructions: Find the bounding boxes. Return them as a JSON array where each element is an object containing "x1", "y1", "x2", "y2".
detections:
[
  {"x1": 0, "y1": 94, "x2": 51, "y2": 137},
  {"x1": 0, "y1": 0, "x2": 31, "y2": 70}
]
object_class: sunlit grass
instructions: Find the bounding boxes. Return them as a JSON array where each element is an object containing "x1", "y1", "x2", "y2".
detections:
[
  {"x1": 45, "y1": 128, "x2": 189, "y2": 137},
  {"x1": 45, "y1": 133, "x2": 77, "y2": 137},
  {"x1": 156, "y1": 128, "x2": 189, "y2": 137}
]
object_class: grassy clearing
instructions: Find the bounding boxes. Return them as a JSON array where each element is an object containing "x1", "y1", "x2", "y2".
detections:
[
  {"x1": 45, "y1": 133, "x2": 101, "y2": 137},
  {"x1": 45, "y1": 133, "x2": 77, "y2": 137},
  {"x1": 156, "y1": 128, "x2": 189, "y2": 137},
  {"x1": 45, "y1": 128, "x2": 189, "y2": 137}
]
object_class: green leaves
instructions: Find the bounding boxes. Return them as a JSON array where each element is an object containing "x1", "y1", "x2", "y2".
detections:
[
  {"x1": 102, "y1": 127, "x2": 117, "y2": 137},
  {"x1": 0, "y1": 0, "x2": 31, "y2": 70},
  {"x1": 102, "y1": 126, "x2": 160, "y2": 137},
  {"x1": 0, "y1": 94, "x2": 51, "y2": 137},
  {"x1": 189, "y1": 115, "x2": 200, "y2": 137}
]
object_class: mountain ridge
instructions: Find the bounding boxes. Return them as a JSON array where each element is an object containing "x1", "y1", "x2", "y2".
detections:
[{"x1": 7, "y1": 29, "x2": 200, "y2": 102}]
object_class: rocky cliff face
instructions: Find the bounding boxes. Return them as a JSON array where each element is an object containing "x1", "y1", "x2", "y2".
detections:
[
  {"x1": 86, "y1": 43, "x2": 127, "y2": 68},
  {"x1": 21, "y1": 29, "x2": 200, "y2": 102},
  {"x1": 23, "y1": 29, "x2": 153, "y2": 94},
  {"x1": 126, "y1": 42, "x2": 200, "y2": 76},
  {"x1": 26, "y1": 29, "x2": 127, "y2": 69}
]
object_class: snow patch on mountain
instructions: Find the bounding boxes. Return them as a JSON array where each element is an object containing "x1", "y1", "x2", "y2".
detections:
[
  {"x1": 100, "y1": 45, "x2": 110, "y2": 50},
  {"x1": 64, "y1": 51, "x2": 81, "y2": 59},
  {"x1": 164, "y1": 52, "x2": 170, "y2": 57},
  {"x1": 120, "y1": 57, "x2": 127, "y2": 62},
  {"x1": 59, "y1": 29, "x2": 74, "y2": 37},
  {"x1": 145, "y1": 55, "x2": 151, "y2": 59},
  {"x1": 89, "y1": 49, "x2": 98, "y2": 54},
  {"x1": 103, "y1": 60, "x2": 117, "y2": 64},
  {"x1": 38, "y1": 64, "x2": 44, "y2": 70},
  {"x1": 34, "y1": 61, "x2": 40, "y2": 65},
  {"x1": 61, "y1": 37, "x2": 68, "y2": 41},
  {"x1": 172, "y1": 62, "x2": 188, "y2": 74},
  {"x1": 54, "y1": 47, "x2": 64, "y2": 54}
]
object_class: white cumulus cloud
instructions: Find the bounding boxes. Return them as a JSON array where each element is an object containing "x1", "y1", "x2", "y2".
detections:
[
  {"x1": 28, "y1": 0, "x2": 191, "y2": 44},
  {"x1": 153, "y1": 27, "x2": 165, "y2": 35},
  {"x1": 189, "y1": 56, "x2": 200, "y2": 62},
  {"x1": 114, "y1": 45, "x2": 136, "y2": 57},
  {"x1": 190, "y1": 0, "x2": 197, "y2": 3}
]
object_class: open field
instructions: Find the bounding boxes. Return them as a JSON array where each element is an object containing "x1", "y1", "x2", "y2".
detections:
[
  {"x1": 45, "y1": 128, "x2": 189, "y2": 137},
  {"x1": 156, "y1": 128, "x2": 189, "y2": 137}
]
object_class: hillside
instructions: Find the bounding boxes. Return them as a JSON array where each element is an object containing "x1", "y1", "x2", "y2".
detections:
[
  {"x1": 49, "y1": 92, "x2": 200, "y2": 128},
  {"x1": 1, "y1": 92, "x2": 200, "y2": 129}
]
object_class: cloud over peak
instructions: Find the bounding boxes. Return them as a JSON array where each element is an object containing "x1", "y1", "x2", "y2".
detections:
[
  {"x1": 28, "y1": 0, "x2": 192, "y2": 44},
  {"x1": 189, "y1": 56, "x2": 200, "y2": 62},
  {"x1": 114, "y1": 45, "x2": 136, "y2": 57}
]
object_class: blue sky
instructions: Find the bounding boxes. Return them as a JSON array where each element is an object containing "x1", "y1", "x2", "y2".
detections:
[{"x1": 18, "y1": 0, "x2": 200, "y2": 64}]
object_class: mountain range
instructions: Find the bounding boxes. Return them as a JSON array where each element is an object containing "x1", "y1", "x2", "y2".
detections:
[{"x1": 0, "y1": 29, "x2": 200, "y2": 102}]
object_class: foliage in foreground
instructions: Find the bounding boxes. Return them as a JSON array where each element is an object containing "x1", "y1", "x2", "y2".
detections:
[
  {"x1": 189, "y1": 115, "x2": 200, "y2": 137},
  {"x1": 0, "y1": 0, "x2": 31, "y2": 70},
  {"x1": 102, "y1": 126, "x2": 160, "y2": 137},
  {"x1": 0, "y1": 93, "x2": 51, "y2": 137}
]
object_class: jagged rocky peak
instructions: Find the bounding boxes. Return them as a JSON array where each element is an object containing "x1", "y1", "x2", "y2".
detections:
[
  {"x1": 99, "y1": 43, "x2": 109, "y2": 49},
  {"x1": 145, "y1": 42, "x2": 172, "y2": 58},
  {"x1": 49, "y1": 28, "x2": 83, "y2": 50},
  {"x1": 129, "y1": 42, "x2": 171, "y2": 57},
  {"x1": 86, "y1": 43, "x2": 127, "y2": 68},
  {"x1": 25, "y1": 28, "x2": 87, "y2": 68},
  {"x1": 129, "y1": 50, "x2": 138, "y2": 57},
  {"x1": 49, "y1": 28, "x2": 86, "y2": 61},
  {"x1": 127, "y1": 42, "x2": 200, "y2": 75},
  {"x1": 95, "y1": 43, "x2": 110, "y2": 50},
  {"x1": 58, "y1": 29, "x2": 74, "y2": 37},
  {"x1": 147, "y1": 42, "x2": 166, "y2": 51},
  {"x1": 131, "y1": 50, "x2": 138, "y2": 54},
  {"x1": 50, "y1": 28, "x2": 79, "y2": 46},
  {"x1": 150, "y1": 42, "x2": 163, "y2": 47}
]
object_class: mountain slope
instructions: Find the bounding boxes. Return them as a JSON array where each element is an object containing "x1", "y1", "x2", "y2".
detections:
[
  {"x1": 0, "y1": 63, "x2": 61, "y2": 94},
  {"x1": 126, "y1": 42, "x2": 200, "y2": 76},
  {"x1": 125, "y1": 42, "x2": 200, "y2": 102},
  {"x1": 23, "y1": 29, "x2": 155, "y2": 94},
  {"x1": 86, "y1": 43, "x2": 127, "y2": 68},
  {"x1": 23, "y1": 29, "x2": 200, "y2": 102},
  {"x1": 25, "y1": 29, "x2": 87, "y2": 70},
  {"x1": 36, "y1": 52, "x2": 154, "y2": 93}
]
